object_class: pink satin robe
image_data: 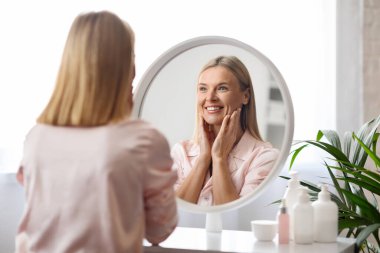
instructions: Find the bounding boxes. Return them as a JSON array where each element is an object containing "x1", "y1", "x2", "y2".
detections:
[{"x1": 15, "y1": 120, "x2": 177, "y2": 253}]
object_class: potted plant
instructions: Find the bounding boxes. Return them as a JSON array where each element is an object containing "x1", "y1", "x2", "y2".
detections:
[{"x1": 287, "y1": 115, "x2": 380, "y2": 253}]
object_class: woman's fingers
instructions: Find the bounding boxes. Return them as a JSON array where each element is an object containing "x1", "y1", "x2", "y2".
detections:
[
  {"x1": 223, "y1": 108, "x2": 240, "y2": 135},
  {"x1": 230, "y1": 108, "x2": 241, "y2": 130},
  {"x1": 219, "y1": 114, "x2": 230, "y2": 135}
]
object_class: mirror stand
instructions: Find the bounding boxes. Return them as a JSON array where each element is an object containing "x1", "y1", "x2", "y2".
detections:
[
  {"x1": 206, "y1": 230, "x2": 222, "y2": 250},
  {"x1": 205, "y1": 212, "x2": 222, "y2": 232}
]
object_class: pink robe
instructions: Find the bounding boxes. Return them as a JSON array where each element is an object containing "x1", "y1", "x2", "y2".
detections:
[
  {"x1": 15, "y1": 119, "x2": 177, "y2": 253},
  {"x1": 171, "y1": 131, "x2": 279, "y2": 205}
]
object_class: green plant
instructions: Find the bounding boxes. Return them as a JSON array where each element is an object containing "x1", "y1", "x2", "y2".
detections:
[{"x1": 288, "y1": 115, "x2": 380, "y2": 253}]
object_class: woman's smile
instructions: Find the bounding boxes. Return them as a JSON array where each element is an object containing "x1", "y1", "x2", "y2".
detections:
[{"x1": 205, "y1": 105, "x2": 224, "y2": 113}]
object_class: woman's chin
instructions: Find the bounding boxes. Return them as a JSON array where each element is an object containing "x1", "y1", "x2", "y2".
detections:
[
  {"x1": 204, "y1": 119, "x2": 223, "y2": 127},
  {"x1": 203, "y1": 112, "x2": 225, "y2": 125}
]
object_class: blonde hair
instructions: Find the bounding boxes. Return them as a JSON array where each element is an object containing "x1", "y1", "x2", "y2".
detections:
[
  {"x1": 38, "y1": 11, "x2": 135, "y2": 126},
  {"x1": 194, "y1": 56, "x2": 263, "y2": 142}
]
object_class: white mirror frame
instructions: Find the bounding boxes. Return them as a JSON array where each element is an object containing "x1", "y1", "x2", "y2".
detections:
[{"x1": 133, "y1": 36, "x2": 294, "y2": 215}]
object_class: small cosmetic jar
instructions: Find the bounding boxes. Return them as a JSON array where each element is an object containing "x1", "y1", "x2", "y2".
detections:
[{"x1": 251, "y1": 220, "x2": 277, "y2": 241}]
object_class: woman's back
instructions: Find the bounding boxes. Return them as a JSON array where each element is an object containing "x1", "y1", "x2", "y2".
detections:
[{"x1": 16, "y1": 120, "x2": 177, "y2": 253}]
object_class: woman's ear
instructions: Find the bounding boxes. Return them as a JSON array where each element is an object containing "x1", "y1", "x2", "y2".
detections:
[
  {"x1": 16, "y1": 166, "x2": 24, "y2": 186},
  {"x1": 243, "y1": 89, "x2": 250, "y2": 105}
]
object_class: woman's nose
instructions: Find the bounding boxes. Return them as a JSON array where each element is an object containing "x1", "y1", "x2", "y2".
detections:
[{"x1": 206, "y1": 90, "x2": 217, "y2": 101}]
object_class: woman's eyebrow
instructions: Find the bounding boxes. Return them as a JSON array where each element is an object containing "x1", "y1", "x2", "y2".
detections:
[{"x1": 197, "y1": 81, "x2": 229, "y2": 86}]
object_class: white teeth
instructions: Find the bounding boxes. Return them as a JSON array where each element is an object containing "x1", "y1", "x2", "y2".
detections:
[{"x1": 206, "y1": 106, "x2": 222, "y2": 111}]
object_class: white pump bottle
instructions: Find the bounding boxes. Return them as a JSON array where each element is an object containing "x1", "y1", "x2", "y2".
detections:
[
  {"x1": 312, "y1": 184, "x2": 338, "y2": 242},
  {"x1": 283, "y1": 171, "x2": 301, "y2": 240},
  {"x1": 293, "y1": 188, "x2": 314, "y2": 244}
]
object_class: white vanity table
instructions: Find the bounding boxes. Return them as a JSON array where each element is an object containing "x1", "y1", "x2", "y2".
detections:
[{"x1": 144, "y1": 227, "x2": 356, "y2": 253}]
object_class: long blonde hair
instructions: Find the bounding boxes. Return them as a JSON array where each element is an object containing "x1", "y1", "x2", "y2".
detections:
[
  {"x1": 194, "y1": 56, "x2": 263, "y2": 142},
  {"x1": 38, "y1": 11, "x2": 135, "y2": 126}
]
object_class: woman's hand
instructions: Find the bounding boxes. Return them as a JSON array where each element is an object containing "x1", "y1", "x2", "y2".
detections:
[
  {"x1": 198, "y1": 112, "x2": 214, "y2": 164},
  {"x1": 174, "y1": 112, "x2": 214, "y2": 204},
  {"x1": 211, "y1": 109, "x2": 242, "y2": 204},
  {"x1": 212, "y1": 108, "x2": 242, "y2": 160}
]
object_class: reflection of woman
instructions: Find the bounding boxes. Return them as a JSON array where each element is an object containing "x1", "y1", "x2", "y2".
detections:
[
  {"x1": 172, "y1": 56, "x2": 279, "y2": 206},
  {"x1": 15, "y1": 11, "x2": 177, "y2": 252}
]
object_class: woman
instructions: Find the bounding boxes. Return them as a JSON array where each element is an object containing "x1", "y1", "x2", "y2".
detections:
[
  {"x1": 15, "y1": 11, "x2": 177, "y2": 252},
  {"x1": 172, "y1": 56, "x2": 279, "y2": 206}
]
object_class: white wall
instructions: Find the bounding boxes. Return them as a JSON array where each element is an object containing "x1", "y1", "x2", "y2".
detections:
[
  {"x1": 0, "y1": 0, "x2": 336, "y2": 172},
  {"x1": 363, "y1": 0, "x2": 380, "y2": 122},
  {"x1": 336, "y1": 0, "x2": 363, "y2": 134}
]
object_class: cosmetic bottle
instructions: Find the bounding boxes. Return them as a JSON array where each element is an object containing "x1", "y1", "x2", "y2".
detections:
[
  {"x1": 283, "y1": 171, "x2": 300, "y2": 240},
  {"x1": 312, "y1": 184, "x2": 338, "y2": 242},
  {"x1": 277, "y1": 199, "x2": 289, "y2": 244},
  {"x1": 293, "y1": 188, "x2": 313, "y2": 244}
]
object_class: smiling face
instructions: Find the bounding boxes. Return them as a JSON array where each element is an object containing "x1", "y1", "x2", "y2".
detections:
[{"x1": 197, "y1": 66, "x2": 249, "y2": 127}]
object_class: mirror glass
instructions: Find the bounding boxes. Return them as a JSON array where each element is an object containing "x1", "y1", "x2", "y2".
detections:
[{"x1": 133, "y1": 36, "x2": 294, "y2": 213}]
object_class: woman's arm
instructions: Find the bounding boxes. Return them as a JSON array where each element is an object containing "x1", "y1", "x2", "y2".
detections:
[
  {"x1": 211, "y1": 109, "x2": 242, "y2": 205},
  {"x1": 240, "y1": 147, "x2": 280, "y2": 196},
  {"x1": 144, "y1": 132, "x2": 178, "y2": 245},
  {"x1": 212, "y1": 158, "x2": 239, "y2": 204},
  {"x1": 175, "y1": 154, "x2": 210, "y2": 203},
  {"x1": 174, "y1": 114, "x2": 214, "y2": 204}
]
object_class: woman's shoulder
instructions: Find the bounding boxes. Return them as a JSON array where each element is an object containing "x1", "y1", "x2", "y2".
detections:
[
  {"x1": 117, "y1": 119, "x2": 161, "y2": 135},
  {"x1": 117, "y1": 119, "x2": 169, "y2": 144},
  {"x1": 242, "y1": 132, "x2": 280, "y2": 155},
  {"x1": 172, "y1": 139, "x2": 196, "y2": 150},
  {"x1": 171, "y1": 139, "x2": 199, "y2": 156}
]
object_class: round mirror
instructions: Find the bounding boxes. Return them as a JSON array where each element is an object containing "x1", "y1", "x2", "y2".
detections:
[{"x1": 133, "y1": 36, "x2": 294, "y2": 215}]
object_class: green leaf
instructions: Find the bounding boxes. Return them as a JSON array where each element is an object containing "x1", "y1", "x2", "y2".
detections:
[
  {"x1": 304, "y1": 140, "x2": 351, "y2": 165},
  {"x1": 339, "y1": 218, "x2": 371, "y2": 230},
  {"x1": 316, "y1": 130, "x2": 324, "y2": 141},
  {"x1": 353, "y1": 133, "x2": 380, "y2": 167},
  {"x1": 356, "y1": 223, "x2": 380, "y2": 248},
  {"x1": 343, "y1": 131, "x2": 353, "y2": 161},
  {"x1": 372, "y1": 133, "x2": 379, "y2": 155},
  {"x1": 359, "y1": 169, "x2": 380, "y2": 184},
  {"x1": 336, "y1": 177, "x2": 380, "y2": 196},
  {"x1": 327, "y1": 165, "x2": 380, "y2": 197},
  {"x1": 299, "y1": 180, "x2": 321, "y2": 193},
  {"x1": 279, "y1": 175, "x2": 290, "y2": 181},
  {"x1": 325, "y1": 163, "x2": 348, "y2": 207},
  {"x1": 351, "y1": 115, "x2": 380, "y2": 167},
  {"x1": 319, "y1": 130, "x2": 342, "y2": 150},
  {"x1": 289, "y1": 144, "x2": 308, "y2": 170},
  {"x1": 329, "y1": 161, "x2": 380, "y2": 184},
  {"x1": 340, "y1": 189, "x2": 380, "y2": 223}
]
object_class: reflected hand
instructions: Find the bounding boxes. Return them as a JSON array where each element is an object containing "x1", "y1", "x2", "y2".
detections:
[
  {"x1": 198, "y1": 113, "x2": 214, "y2": 162},
  {"x1": 212, "y1": 108, "x2": 242, "y2": 160}
]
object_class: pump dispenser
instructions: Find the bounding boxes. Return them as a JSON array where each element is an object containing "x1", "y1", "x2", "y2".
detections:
[
  {"x1": 293, "y1": 188, "x2": 314, "y2": 244},
  {"x1": 312, "y1": 184, "x2": 338, "y2": 242},
  {"x1": 283, "y1": 171, "x2": 301, "y2": 240}
]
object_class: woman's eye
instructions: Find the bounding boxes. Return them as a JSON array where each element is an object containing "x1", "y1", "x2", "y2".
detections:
[
  {"x1": 218, "y1": 86, "x2": 228, "y2": 91},
  {"x1": 198, "y1": 86, "x2": 207, "y2": 92}
]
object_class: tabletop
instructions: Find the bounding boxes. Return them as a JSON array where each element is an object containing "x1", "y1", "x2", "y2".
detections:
[{"x1": 144, "y1": 227, "x2": 356, "y2": 253}]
